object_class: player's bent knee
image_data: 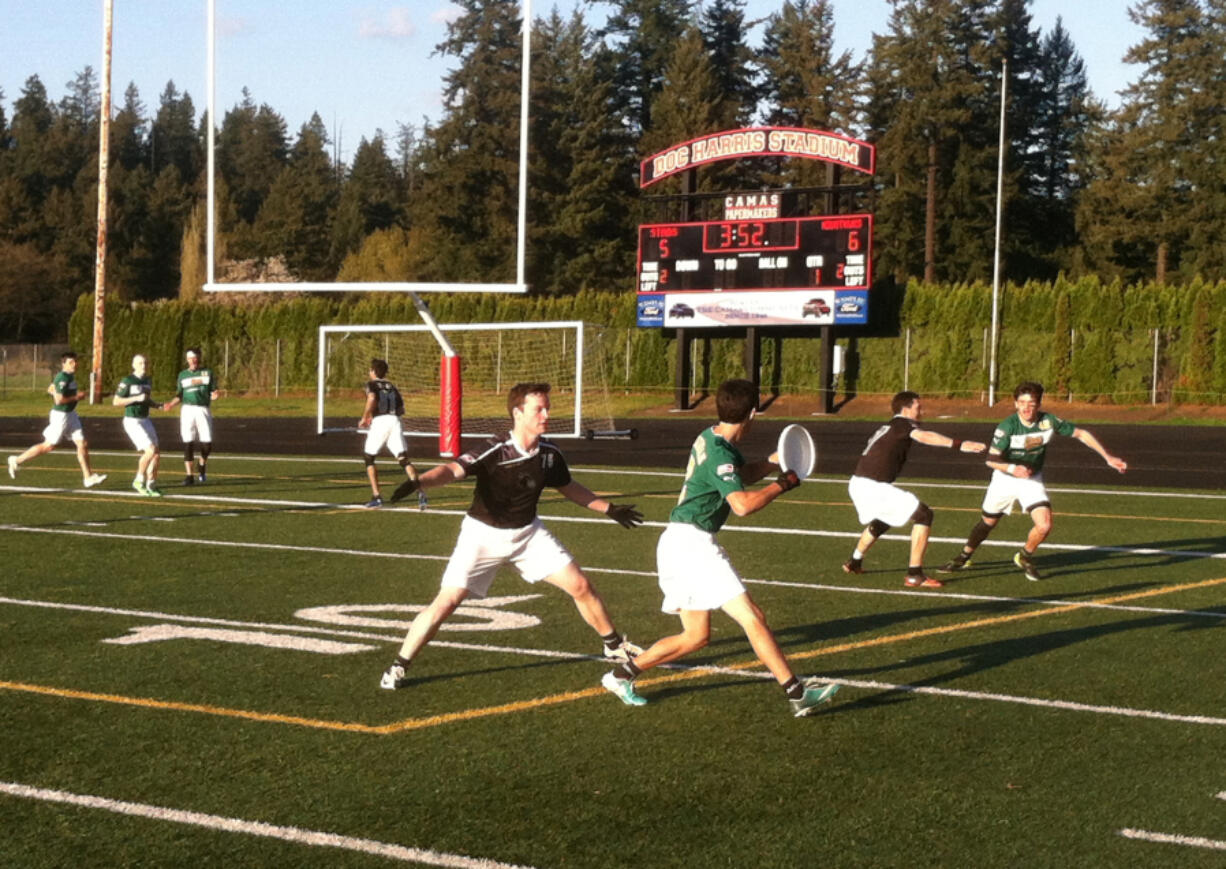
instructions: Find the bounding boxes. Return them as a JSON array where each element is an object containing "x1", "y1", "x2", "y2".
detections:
[
  {"x1": 911, "y1": 502, "x2": 934, "y2": 527},
  {"x1": 364, "y1": 453, "x2": 378, "y2": 467},
  {"x1": 867, "y1": 519, "x2": 890, "y2": 539}
]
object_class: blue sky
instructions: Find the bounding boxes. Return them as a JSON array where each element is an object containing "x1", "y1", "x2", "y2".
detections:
[{"x1": 2, "y1": 1, "x2": 1144, "y2": 163}]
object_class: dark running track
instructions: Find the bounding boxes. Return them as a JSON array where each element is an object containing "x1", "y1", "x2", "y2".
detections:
[{"x1": 2, "y1": 414, "x2": 1222, "y2": 491}]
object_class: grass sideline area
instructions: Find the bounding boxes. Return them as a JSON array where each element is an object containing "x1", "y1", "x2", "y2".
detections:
[{"x1": 2, "y1": 449, "x2": 1226, "y2": 866}]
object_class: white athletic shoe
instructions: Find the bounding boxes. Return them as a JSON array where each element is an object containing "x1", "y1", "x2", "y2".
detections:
[
  {"x1": 380, "y1": 662, "x2": 409, "y2": 690},
  {"x1": 7, "y1": 456, "x2": 17, "y2": 479},
  {"x1": 83, "y1": 473, "x2": 107, "y2": 489}
]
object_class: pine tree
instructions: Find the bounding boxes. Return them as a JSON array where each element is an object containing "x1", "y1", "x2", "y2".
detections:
[
  {"x1": 330, "y1": 134, "x2": 401, "y2": 269},
  {"x1": 1078, "y1": 0, "x2": 1212, "y2": 282},
  {"x1": 700, "y1": 0, "x2": 760, "y2": 129},
  {"x1": 151, "y1": 82, "x2": 201, "y2": 185},
  {"x1": 599, "y1": 0, "x2": 695, "y2": 138}
]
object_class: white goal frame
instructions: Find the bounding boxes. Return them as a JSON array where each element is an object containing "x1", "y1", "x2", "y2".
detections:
[
  {"x1": 316, "y1": 321, "x2": 586, "y2": 438},
  {"x1": 203, "y1": 0, "x2": 532, "y2": 295}
]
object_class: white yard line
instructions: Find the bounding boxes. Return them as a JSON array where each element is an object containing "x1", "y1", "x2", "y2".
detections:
[
  {"x1": 1119, "y1": 828, "x2": 1226, "y2": 851},
  {"x1": 0, "y1": 781, "x2": 535, "y2": 868}
]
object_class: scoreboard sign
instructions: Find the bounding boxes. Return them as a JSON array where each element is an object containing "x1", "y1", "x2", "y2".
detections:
[{"x1": 636, "y1": 214, "x2": 871, "y2": 328}]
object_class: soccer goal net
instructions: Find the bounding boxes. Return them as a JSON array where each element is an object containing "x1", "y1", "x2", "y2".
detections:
[{"x1": 317, "y1": 321, "x2": 616, "y2": 451}]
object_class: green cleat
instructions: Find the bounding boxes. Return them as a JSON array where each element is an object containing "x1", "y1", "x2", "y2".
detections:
[
  {"x1": 132, "y1": 480, "x2": 149, "y2": 496},
  {"x1": 601, "y1": 671, "x2": 647, "y2": 707},
  {"x1": 145, "y1": 483, "x2": 164, "y2": 498},
  {"x1": 1014, "y1": 550, "x2": 1042, "y2": 581},
  {"x1": 937, "y1": 555, "x2": 973, "y2": 574},
  {"x1": 790, "y1": 679, "x2": 840, "y2": 717}
]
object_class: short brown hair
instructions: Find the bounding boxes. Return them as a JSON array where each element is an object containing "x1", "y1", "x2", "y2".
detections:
[
  {"x1": 716, "y1": 379, "x2": 757, "y2": 424},
  {"x1": 891, "y1": 390, "x2": 920, "y2": 415},
  {"x1": 370, "y1": 358, "x2": 389, "y2": 379},
  {"x1": 1014, "y1": 381, "x2": 1044, "y2": 402},
  {"x1": 507, "y1": 382, "x2": 550, "y2": 417}
]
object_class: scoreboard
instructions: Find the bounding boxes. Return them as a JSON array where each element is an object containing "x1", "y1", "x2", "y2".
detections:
[{"x1": 637, "y1": 214, "x2": 872, "y2": 294}]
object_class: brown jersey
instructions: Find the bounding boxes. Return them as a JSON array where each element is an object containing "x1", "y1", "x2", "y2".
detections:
[
  {"x1": 456, "y1": 433, "x2": 572, "y2": 529},
  {"x1": 852, "y1": 416, "x2": 919, "y2": 483}
]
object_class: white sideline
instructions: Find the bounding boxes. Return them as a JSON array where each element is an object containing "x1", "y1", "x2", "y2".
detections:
[
  {"x1": 1119, "y1": 828, "x2": 1226, "y2": 851},
  {"x1": 0, "y1": 781, "x2": 535, "y2": 868}
]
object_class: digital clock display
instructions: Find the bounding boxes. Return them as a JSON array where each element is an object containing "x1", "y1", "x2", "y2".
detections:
[
  {"x1": 637, "y1": 214, "x2": 872, "y2": 294},
  {"x1": 702, "y1": 220, "x2": 799, "y2": 252}
]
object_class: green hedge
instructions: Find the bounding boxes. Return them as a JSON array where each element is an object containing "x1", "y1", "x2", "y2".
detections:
[{"x1": 69, "y1": 277, "x2": 1226, "y2": 402}]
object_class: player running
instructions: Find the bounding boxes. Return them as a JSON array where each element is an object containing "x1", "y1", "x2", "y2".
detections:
[
  {"x1": 938, "y1": 381, "x2": 1126, "y2": 581},
  {"x1": 599, "y1": 378, "x2": 840, "y2": 717},
  {"x1": 161, "y1": 348, "x2": 219, "y2": 485},
  {"x1": 379, "y1": 381, "x2": 643, "y2": 690},
  {"x1": 113, "y1": 354, "x2": 165, "y2": 497},
  {"x1": 7, "y1": 351, "x2": 107, "y2": 489},
  {"x1": 843, "y1": 391, "x2": 986, "y2": 588},
  {"x1": 357, "y1": 359, "x2": 424, "y2": 510}
]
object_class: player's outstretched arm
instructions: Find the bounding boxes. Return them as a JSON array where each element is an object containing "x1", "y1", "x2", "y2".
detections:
[
  {"x1": 911, "y1": 429, "x2": 986, "y2": 453},
  {"x1": 1072, "y1": 428, "x2": 1127, "y2": 473},
  {"x1": 741, "y1": 457, "x2": 780, "y2": 484},
  {"x1": 725, "y1": 471, "x2": 799, "y2": 518},
  {"x1": 389, "y1": 461, "x2": 464, "y2": 503},
  {"x1": 555, "y1": 481, "x2": 643, "y2": 528}
]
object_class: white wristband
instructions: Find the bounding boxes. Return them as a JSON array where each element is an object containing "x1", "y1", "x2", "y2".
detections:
[{"x1": 1006, "y1": 464, "x2": 1017, "y2": 475}]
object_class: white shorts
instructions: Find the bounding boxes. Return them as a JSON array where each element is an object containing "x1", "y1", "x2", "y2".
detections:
[
  {"x1": 981, "y1": 469, "x2": 1051, "y2": 515},
  {"x1": 848, "y1": 475, "x2": 920, "y2": 527},
  {"x1": 180, "y1": 405, "x2": 213, "y2": 443},
  {"x1": 440, "y1": 515, "x2": 574, "y2": 599},
  {"x1": 655, "y1": 523, "x2": 746, "y2": 613},
  {"x1": 123, "y1": 417, "x2": 158, "y2": 451},
  {"x1": 364, "y1": 414, "x2": 407, "y2": 457},
  {"x1": 42, "y1": 410, "x2": 85, "y2": 446}
]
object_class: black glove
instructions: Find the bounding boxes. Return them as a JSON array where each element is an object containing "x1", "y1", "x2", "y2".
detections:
[
  {"x1": 388, "y1": 476, "x2": 421, "y2": 503},
  {"x1": 775, "y1": 470, "x2": 801, "y2": 492},
  {"x1": 606, "y1": 503, "x2": 643, "y2": 529}
]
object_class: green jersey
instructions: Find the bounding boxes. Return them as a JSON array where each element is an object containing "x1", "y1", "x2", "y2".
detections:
[
  {"x1": 991, "y1": 411, "x2": 1076, "y2": 473},
  {"x1": 176, "y1": 367, "x2": 216, "y2": 406},
  {"x1": 117, "y1": 374, "x2": 154, "y2": 418},
  {"x1": 50, "y1": 370, "x2": 81, "y2": 413},
  {"x1": 669, "y1": 427, "x2": 745, "y2": 533}
]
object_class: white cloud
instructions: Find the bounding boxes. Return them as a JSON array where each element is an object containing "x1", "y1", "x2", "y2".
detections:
[
  {"x1": 359, "y1": 7, "x2": 416, "y2": 39},
  {"x1": 431, "y1": 3, "x2": 463, "y2": 25}
]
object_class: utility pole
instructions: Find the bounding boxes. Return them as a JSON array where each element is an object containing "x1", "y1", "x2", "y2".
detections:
[{"x1": 90, "y1": 0, "x2": 114, "y2": 403}]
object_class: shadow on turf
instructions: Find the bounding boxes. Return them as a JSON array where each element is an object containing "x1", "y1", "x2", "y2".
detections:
[{"x1": 822, "y1": 608, "x2": 1223, "y2": 709}]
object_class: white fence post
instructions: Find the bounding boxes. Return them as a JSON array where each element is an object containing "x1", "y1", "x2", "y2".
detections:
[
  {"x1": 1152, "y1": 328, "x2": 1160, "y2": 405},
  {"x1": 903, "y1": 328, "x2": 910, "y2": 391}
]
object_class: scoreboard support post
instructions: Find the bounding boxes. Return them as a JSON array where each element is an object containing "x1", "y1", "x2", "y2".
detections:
[
  {"x1": 819, "y1": 325, "x2": 836, "y2": 414},
  {"x1": 745, "y1": 327, "x2": 762, "y2": 410},
  {"x1": 674, "y1": 328, "x2": 692, "y2": 410}
]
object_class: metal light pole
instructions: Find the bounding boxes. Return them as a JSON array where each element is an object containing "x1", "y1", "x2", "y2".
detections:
[
  {"x1": 90, "y1": 0, "x2": 114, "y2": 403},
  {"x1": 988, "y1": 59, "x2": 1008, "y2": 407}
]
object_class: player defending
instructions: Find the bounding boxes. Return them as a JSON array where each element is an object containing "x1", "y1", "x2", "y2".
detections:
[
  {"x1": 113, "y1": 354, "x2": 164, "y2": 497},
  {"x1": 842, "y1": 391, "x2": 986, "y2": 589},
  {"x1": 379, "y1": 382, "x2": 644, "y2": 690},
  {"x1": 599, "y1": 379, "x2": 840, "y2": 717},
  {"x1": 357, "y1": 358, "x2": 423, "y2": 510},
  {"x1": 7, "y1": 351, "x2": 107, "y2": 489},
  {"x1": 938, "y1": 381, "x2": 1126, "y2": 581},
  {"x1": 161, "y1": 348, "x2": 219, "y2": 485}
]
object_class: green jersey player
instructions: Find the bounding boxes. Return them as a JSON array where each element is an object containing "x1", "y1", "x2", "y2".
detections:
[
  {"x1": 113, "y1": 354, "x2": 165, "y2": 496},
  {"x1": 162, "y1": 348, "x2": 219, "y2": 485},
  {"x1": 939, "y1": 381, "x2": 1127, "y2": 581},
  {"x1": 7, "y1": 351, "x2": 107, "y2": 489},
  {"x1": 600, "y1": 378, "x2": 840, "y2": 717}
]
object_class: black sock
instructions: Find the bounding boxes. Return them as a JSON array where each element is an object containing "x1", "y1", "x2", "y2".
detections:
[
  {"x1": 614, "y1": 660, "x2": 641, "y2": 680},
  {"x1": 907, "y1": 565, "x2": 924, "y2": 576},
  {"x1": 394, "y1": 655, "x2": 411, "y2": 668},
  {"x1": 601, "y1": 631, "x2": 622, "y2": 648},
  {"x1": 782, "y1": 677, "x2": 805, "y2": 700}
]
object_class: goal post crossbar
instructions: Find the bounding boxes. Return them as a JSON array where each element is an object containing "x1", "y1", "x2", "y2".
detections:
[{"x1": 316, "y1": 321, "x2": 586, "y2": 440}]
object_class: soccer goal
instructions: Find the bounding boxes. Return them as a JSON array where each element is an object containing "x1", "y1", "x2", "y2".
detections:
[{"x1": 317, "y1": 321, "x2": 616, "y2": 453}]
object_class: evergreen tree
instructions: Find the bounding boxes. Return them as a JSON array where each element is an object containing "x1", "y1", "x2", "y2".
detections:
[
  {"x1": 255, "y1": 114, "x2": 340, "y2": 280},
  {"x1": 700, "y1": 0, "x2": 760, "y2": 128},
  {"x1": 113, "y1": 83, "x2": 149, "y2": 172},
  {"x1": 329, "y1": 133, "x2": 401, "y2": 268},
  {"x1": 598, "y1": 0, "x2": 694, "y2": 138},
  {"x1": 406, "y1": 0, "x2": 524, "y2": 283},
  {"x1": 1078, "y1": 0, "x2": 1213, "y2": 282},
  {"x1": 217, "y1": 89, "x2": 288, "y2": 233},
  {"x1": 151, "y1": 82, "x2": 201, "y2": 184}
]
